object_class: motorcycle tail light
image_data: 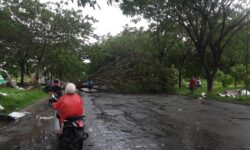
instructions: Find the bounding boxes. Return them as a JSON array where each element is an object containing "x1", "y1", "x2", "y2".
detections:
[{"x1": 76, "y1": 120, "x2": 84, "y2": 128}]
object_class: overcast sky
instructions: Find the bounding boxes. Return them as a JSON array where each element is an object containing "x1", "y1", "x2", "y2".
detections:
[
  {"x1": 81, "y1": 1, "x2": 148, "y2": 36},
  {"x1": 40, "y1": 0, "x2": 148, "y2": 37}
]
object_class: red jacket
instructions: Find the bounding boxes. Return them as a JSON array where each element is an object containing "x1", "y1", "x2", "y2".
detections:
[
  {"x1": 52, "y1": 94, "x2": 83, "y2": 123},
  {"x1": 189, "y1": 79, "x2": 196, "y2": 89}
]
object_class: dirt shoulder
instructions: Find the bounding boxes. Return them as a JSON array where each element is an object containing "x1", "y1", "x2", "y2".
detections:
[{"x1": 0, "y1": 97, "x2": 58, "y2": 150}]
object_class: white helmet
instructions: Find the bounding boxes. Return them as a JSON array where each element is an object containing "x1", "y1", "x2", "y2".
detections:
[{"x1": 65, "y1": 83, "x2": 76, "y2": 94}]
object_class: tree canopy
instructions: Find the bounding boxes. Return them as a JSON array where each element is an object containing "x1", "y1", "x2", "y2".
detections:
[
  {"x1": 108, "y1": 0, "x2": 250, "y2": 92},
  {"x1": 0, "y1": 0, "x2": 95, "y2": 85}
]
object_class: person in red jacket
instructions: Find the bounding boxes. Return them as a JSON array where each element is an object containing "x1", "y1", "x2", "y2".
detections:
[
  {"x1": 52, "y1": 83, "x2": 84, "y2": 123},
  {"x1": 189, "y1": 76, "x2": 196, "y2": 93}
]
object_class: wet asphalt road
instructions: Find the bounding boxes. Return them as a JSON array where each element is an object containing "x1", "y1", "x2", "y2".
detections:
[
  {"x1": 0, "y1": 93, "x2": 250, "y2": 150},
  {"x1": 84, "y1": 93, "x2": 250, "y2": 150}
]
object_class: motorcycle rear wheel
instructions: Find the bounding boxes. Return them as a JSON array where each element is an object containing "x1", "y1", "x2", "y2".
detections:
[{"x1": 58, "y1": 127, "x2": 84, "y2": 150}]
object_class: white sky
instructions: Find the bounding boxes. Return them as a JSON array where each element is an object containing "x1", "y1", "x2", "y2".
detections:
[
  {"x1": 81, "y1": 1, "x2": 148, "y2": 36},
  {"x1": 40, "y1": 0, "x2": 148, "y2": 37}
]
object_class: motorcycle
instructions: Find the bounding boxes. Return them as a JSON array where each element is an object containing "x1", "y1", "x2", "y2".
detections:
[
  {"x1": 48, "y1": 93, "x2": 58, "y2": 107},
  {"x1": 49, "y1": 96, "x2": 88, "y2": 150},
  {"x1": 57, "y1": 115, "x2": 88, "y2": 150}
]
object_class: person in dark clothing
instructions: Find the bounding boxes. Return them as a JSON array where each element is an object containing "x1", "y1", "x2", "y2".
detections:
[
  {"x1": 43, "y1": 80, "x2": 52, "y2": 93},
  {"x1": 50, "y1": 79, "x2": 62, "y2": 98}
]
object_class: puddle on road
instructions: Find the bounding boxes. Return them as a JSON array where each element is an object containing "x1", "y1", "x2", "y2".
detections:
[
  {"x1": 103, "y1": 109, "x2": 124, "y2": 116},
  {"x1": 0, "y1": 99, "x2": 59, "y2": 150},
  {"x1": 38, "y1": 116, "x2": 54, "y2": 120}
]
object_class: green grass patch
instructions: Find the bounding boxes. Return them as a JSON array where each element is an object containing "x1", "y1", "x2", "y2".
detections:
[
  {"x1": 0, "y1": 88, "x2": 47, "y2": 113},
  {"x1": 177, "y1": 79, "x2": 250, "y2": 105}
]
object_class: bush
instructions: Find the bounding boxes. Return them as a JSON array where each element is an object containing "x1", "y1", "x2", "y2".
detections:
[
  {"x1": 221, "y1": 75, "x2": 233, "y2": 88},
  {"x1": 217, "y1": 70, "x2": 233, "y2": 88},
  {"x1": 230, "y1": 64, "x2": 249, "y2": 87}
]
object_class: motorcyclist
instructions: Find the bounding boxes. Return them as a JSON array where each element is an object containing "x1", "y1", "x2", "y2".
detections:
[
  {"x1": 52, "y1": 83, "x2": 84, "y2": 123},
  {"x1": 50, "y1": 79, "x2": 62, "y2": 98}
]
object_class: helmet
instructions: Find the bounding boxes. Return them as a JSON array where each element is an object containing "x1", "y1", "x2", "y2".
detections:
[{"x1": 65, "y1": 83, "x2": 76, "y2": 94}]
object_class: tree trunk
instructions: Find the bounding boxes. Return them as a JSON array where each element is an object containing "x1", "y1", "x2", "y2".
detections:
[
  {"x1": 157, "y1": 51, "x2": 164, "y2": 64},
  {"x1": 178, "y1": 69, "x2": 182, "y2": 89},
  {"x1": 197, "y1": 45, "x2": 217, "y2": 93},
  {"x1": 35, "y1": 70, "x2": 40, "y2": 88},
  {"x1": 20, "y1": 63, "x2": 25, "y2": 87},
  {"x1": 50, "y1": 72, "x2": 53, "y2": 81},
  {"x1": 59, "y1": 70, "x2": 63, "y2": 80},
  {"x1": 206, "y1": 74, "x2": 215, "y2": 93},
  {"x1": 45, "y1": 76, "x2": 47, "y2": 83}
]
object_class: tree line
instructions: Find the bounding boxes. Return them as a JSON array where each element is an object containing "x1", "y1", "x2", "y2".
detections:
[
  {"x1": 84, "y1": 0, "x2": 250, "y2": 93},
  {"x1": 0, "y1": 0, "x2": 95, "y2": 86}
]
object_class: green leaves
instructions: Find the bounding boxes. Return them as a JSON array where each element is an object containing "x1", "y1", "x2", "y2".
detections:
[
  {"x1": 0, "y1": 0, "x2": 95, "y2": 84},
  {"x1": 86, "y1": 29, "x2": 178, "y2": 93}
]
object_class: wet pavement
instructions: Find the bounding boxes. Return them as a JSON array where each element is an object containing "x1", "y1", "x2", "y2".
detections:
[{"x1": 0, "y1": 93, "x2": 250, "y2": 150}]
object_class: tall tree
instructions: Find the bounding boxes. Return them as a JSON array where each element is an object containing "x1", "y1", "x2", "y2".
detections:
[
  {"x1": 0, "y1": 0, "x2": 95, "y2": 86},
  {"x1": 33, "y1": 4, "x2": 94, "y2": 84},
  {"x1": 112, "y1": 0, "x2": 249, "y2": 92},
  {"x1": 1, "y1": 0, "x2": 47, "y2": 86},
  {"x1": 168, "y1": 38, "x2": 193, "y2": 89},
  {"x1": 169, "y1": 0, "x2": 249, "y2": 92}
]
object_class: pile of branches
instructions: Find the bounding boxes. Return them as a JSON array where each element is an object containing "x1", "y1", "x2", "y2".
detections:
[{"x1": 88, "y1": 56, "x2": 178, "y2": 93}]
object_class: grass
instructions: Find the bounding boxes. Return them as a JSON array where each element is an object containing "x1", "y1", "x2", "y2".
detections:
[
  {"x1": 177, "y1": 79, "x2": 250, "y2": 105},
  {"x1": 0, "y1": 87, "x2": 47, "y2": 113}
]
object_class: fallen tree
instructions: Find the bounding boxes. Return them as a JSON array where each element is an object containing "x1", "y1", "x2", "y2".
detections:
[{"x1": 88, "y1": 54, "x2": 178, "y2": 93}]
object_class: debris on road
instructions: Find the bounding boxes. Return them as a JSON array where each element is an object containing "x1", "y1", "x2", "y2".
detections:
[
  {"x1": 201, "y1": 92, "x2": 206, "y2": 98},
  {"x1": 241, "y1": 89, "x2": 250, "y2": 96},
  {"x1": 219, "y1": 89, "x2": 250, "y2": 97},
  {"x1": 39, "y1": 116, "x2": 54, "y2": 120},
  {"x1": 9, "y1": 112, "x2": 30, "y2": 119},
  {"x1": 0, "y1": 92, "x2": 7, "y2": 97},
  {"x1": 198, "y1": 92, "x2": 206, "y2": 101},
  {"x1": 0, "y1": 113, "x2": 15, "y2": 121},
  {"x1": 0, "y1": 105, "x2": 4, "y2": 110}
]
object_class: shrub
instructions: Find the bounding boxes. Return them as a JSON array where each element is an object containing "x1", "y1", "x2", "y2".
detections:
[{"x1": 217, "y1": 70, "x2": 233, "y2": 88}]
